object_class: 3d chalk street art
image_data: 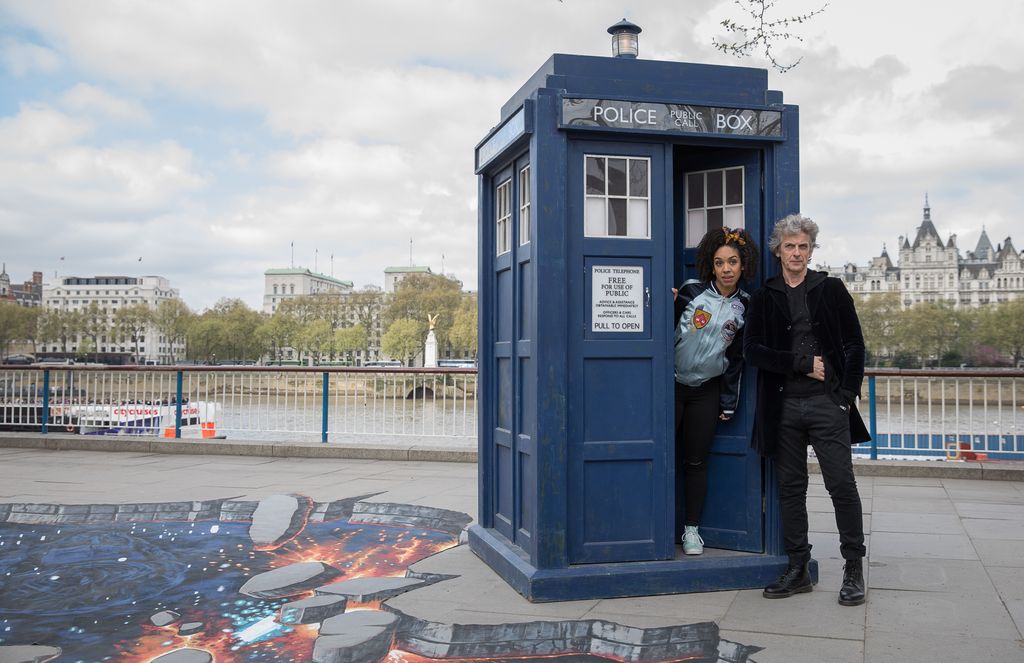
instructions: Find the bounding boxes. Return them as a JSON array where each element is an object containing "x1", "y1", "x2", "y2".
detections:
[{"x1": 0, "y1": 495, "x2": 761, "y2": 663}]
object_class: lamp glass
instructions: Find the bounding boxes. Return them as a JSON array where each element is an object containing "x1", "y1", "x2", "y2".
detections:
[{"x1": 612, "y1": 32, "x2": 638, "y2": 58}]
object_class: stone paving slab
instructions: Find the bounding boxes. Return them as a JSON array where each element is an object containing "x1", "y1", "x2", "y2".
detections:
[{"x1": 0, "y1": 447, "x2": 1022, "y2": 663}]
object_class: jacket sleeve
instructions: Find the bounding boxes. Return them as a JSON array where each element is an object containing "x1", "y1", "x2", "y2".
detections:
[
  {"x1": 833, "y1": 280, "x2": 866, "y2": 395},
  {"x1": 719, "y1": 305, "x2": 745, "y2": 415},
  {"x1": 742, "y1": 288, "x2": 798, "y2": 375}
]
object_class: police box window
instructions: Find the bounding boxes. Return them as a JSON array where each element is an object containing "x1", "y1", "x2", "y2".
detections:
[
  {"x1": 584, "y1": 155, "x2": 649, "y2": 238},
  {"x1": 496, "y1": 178, "x2": 512, "y2": 255},
  {"x1": 686, "y1": 167, "x2": 744, "y2": 248}
]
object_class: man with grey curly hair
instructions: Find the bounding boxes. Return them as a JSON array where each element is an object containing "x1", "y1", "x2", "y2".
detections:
[{"x1": 743, "y1": 214, "x2": 868, "y2": 607}]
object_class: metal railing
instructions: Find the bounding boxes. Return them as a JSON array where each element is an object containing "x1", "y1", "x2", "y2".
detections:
[
  {"x1": 0, "y1": 366, "x2": 477, "y2": 442},
  {"x1": 860, "y1": 368, "x2": 1023, "y2": 461},
  {"x1": 2, "y1": 366, "x2": 1022, "y2": 460}
]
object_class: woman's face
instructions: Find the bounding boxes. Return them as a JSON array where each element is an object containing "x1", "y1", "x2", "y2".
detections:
[{"x1": 713, "y1": 244, "x2": 742, "y2": 294}]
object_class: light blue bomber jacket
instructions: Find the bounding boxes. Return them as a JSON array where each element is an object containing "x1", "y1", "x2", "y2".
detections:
[{"x1": 674, "y1": 279, "x2": 750, "y2": 417}]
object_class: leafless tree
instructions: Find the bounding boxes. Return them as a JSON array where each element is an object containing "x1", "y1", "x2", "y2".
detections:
[{"x1": 713, "y1": 0, "x2": 828, "y2": 73}]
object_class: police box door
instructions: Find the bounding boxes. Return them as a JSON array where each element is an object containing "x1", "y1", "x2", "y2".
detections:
[
  {"x1": 567, "y1": 140, "x2": 673, "y2": 564},
  {"x1": 673, "y1": 146, "x2": 764, "y2": 552}
]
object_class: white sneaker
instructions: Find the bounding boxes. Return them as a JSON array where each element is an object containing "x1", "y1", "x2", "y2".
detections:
[{"x1": 682, "y1": 525, "x2": 704, "y2": 555}]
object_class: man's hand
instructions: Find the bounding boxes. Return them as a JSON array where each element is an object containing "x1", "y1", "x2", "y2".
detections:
[{"x1": 806, "y1": 355, "x2": 825, "y2": 381}]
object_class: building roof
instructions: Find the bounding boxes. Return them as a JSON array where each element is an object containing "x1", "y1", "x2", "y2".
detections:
[
  {"x1": 973, "y1": 229, "x2": 995, "y2": 261},
  {"x1": 384, "y1": 265, "x2": 433, "y2": 274},
  {"x1": 264, "y1": 268, "x2": 353, "y2": 288}
]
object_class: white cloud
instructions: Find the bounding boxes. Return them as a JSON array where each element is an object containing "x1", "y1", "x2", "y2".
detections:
[
  {"x1": 0, "y1": 36, "x2": 61, "y2": 76},
  {"x1": 59, "y1": 83, "x2": 151, "y2": 124},
  {"x1": 0, "y1": 0, "x2": 1022, "y2": 310}
]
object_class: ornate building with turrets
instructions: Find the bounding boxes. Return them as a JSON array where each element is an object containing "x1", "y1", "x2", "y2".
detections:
[{"x1": 827, "y1": 197, "x2": 1024, "y2": 308}]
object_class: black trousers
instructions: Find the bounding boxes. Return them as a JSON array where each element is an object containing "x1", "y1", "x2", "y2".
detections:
[
  {"x1": 773, "y1": 393, "x2": 866, "y2": 564},
  {"x1": 674, "y1": 379, "x2": 720, "y2": 527}
]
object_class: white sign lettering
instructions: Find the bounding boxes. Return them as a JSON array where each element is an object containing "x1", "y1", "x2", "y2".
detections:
[{"x1": 592, "y1": 265, "x2": 644, "y2": 333}]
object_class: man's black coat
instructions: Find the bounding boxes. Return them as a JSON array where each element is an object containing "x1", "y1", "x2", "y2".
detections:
[{"x1": 743, "y1": 270, "x2": 870, "y2": 456}]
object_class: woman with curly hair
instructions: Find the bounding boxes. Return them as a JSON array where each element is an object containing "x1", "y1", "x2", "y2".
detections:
[{"x1": 672, "y1": 226, "x2": 759, "y2": 554}]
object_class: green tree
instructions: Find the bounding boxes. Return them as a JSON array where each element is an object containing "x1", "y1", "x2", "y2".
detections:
[
  {"x1": 448, "y1": 296, "x2": 478, "y2": 357},
  {"x1": 113, "y1": 303, "x2": 153, "y2": 363},
  {"x1": 384, "y1": 274, "x2": 462, "y2": 350},
  {"x1": 39, "y1": 308, "x2": 82, "y2": 355},
  {"x1": 154, "y1": 298, "x2": 194, "y2": 362},
  {"x1": 334, "y1": 324, "x2": 369, "y2": 362},
  {"x1": 854, "y1": 293, "x2": 901, "y2": 367},
  {"x1": 0, "y1": 302, "x2": 28, "y2": 358},
  {"x1": 258, "y1": 312, "x2": 300, "y2": 364},
  {"x1": 893, "y1": 301, "x2": 962, "y2": 367},
  {"x1": 979, "y1": 299, "x2": 1024, "y2": 366},
  {"x1": 79, "y1": 302, "x2": 107, "y2": 362},
  {"x1": 295, "y1": 319, "x2": 334, "y2": 364},
  {"x1": 381, "y1": 318, "x2": 424, "y2": 365}
]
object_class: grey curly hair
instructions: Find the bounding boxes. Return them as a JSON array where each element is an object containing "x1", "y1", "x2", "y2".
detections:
[{"x1": 768, "y1": 214, "x2": 820, "y2": 255}]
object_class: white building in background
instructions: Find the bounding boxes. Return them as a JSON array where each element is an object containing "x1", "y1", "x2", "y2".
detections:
[
  {"x1": 41, "y1": 275, "x2": 183, "y2": 363},
  {"x1": 383, "y1": 265, "x2": 432, "y2": 294},
  {"x1": 262, "y1": 268, "x2": 353, "y2": 314},
  {"x1": 826, "y1": 197, "x2": 1024, "y2": 308}
]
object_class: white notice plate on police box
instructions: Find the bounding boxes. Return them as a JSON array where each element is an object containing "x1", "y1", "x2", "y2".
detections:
[{"x1": 591, "y1": 265, "x2": 644, "y2": 333}]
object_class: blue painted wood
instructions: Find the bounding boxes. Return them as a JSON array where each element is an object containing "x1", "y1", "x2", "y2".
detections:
[
  {"x1": 473, "y1": 53, "x2": 803, "y2": 601},
  {"x1": 672, "y1": 147, "x2": 764, "y2": 552}
]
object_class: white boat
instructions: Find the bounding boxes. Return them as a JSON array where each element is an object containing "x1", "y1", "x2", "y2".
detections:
[{"x1": 68, "y1": 401, "x2": 221, "y2": 438}]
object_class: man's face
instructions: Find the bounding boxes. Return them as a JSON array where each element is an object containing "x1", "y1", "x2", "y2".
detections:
[{"x1": 777, "y1": 232, "x2": 812, "y2": 279}]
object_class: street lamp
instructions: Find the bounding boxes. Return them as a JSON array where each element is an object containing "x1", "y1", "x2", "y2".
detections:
[{"x1": 608, "y1": 18, "x2": 641, "y2": 59}]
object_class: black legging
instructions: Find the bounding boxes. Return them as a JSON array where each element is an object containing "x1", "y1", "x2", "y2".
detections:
[{"x1": 674, "y1": 378, "x2": 721, "y2": 527}]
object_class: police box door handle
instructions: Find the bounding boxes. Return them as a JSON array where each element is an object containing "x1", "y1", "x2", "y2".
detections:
[{"x1": 644, "y1": 286, "x2": 650, "y2": 308}]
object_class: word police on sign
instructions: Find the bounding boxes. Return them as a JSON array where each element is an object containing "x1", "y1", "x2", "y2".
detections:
[
  {"x1": 592, "y1": 265, "x2": 644, "y2": 333},
  {"x1": 562, "y1": 97, "x2": 783, "y2": 138}
]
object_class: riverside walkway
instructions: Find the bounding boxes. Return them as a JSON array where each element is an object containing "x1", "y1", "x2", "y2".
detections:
[{"x1": 0, "y1": 435, "x2": 1022, "y2": 663}]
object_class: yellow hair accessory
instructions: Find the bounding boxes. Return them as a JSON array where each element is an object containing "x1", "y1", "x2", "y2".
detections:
[{"x1": 722, "y1": 227, "x2": 746, "y2": 246}]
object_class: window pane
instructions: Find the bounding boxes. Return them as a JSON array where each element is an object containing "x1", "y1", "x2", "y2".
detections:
[
  {"x1": 725, "y1": 205, "x2": 744, "y2": 230},
  {"x1": 608, "y1": 198, "x2": 627, "y2": 236},
  {"x1": 707, "y1": 171, "x2": 723, "y2": 207},
  {"x1": 686, "y1": 210, "x2": 705, "y2": 248},
  {"x1": 607, "y1": 158, "x2": 627, "y2": 196},
  {"x1": 627, "y1": 199, "x2": 648, "y2": 238},
  {"x1": 725, "y1": 168, "x2": 743, "y2": 205},
  {"x1": 629, "y1": 159, "x2": 648, "y2": 197},
  {"x1": 707, "y1": 207, "x2": 724, "y2": 231},
  {"x1": 586, "y1": 157, "x2": 605, "y2": 195},
  {"x1": 585, "y1": 197, "x2": 606, "y2": 236},
  {"x1": 687, "y1": 173, "x2": 704, "y2": 209}
]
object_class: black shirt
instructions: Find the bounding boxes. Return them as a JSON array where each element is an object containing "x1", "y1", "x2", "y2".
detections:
[{"x1": 783, "y1": 280, "x2": 824, "y2": 397}]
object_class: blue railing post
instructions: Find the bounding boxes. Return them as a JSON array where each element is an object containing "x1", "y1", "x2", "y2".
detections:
[
  {"x1": 321, "y1": 372, "x2": 329, "y2": 443},
  {"x1": 175, "y1": 371, "x2": 184, "y2": 438},
  {"x1": 41, "y1": 369, "x2": 50, "y2": 434},
  {"x1": 868, "y1": 375, "x2": 878, "y2": 460}
]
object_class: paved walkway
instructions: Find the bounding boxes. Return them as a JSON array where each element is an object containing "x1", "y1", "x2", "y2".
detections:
[{"x1": 0, "y1": 446, "x2": 1022, "y2": 663}]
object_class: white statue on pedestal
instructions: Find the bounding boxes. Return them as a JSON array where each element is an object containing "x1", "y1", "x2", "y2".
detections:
[{"x1": 424, "y1": 313, "x2": 439, "y2": 368}]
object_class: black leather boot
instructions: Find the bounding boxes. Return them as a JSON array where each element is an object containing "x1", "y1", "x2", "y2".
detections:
[
  {"x1": 763, "y1": 561, "x2": 813, "y2": 599},
  {"x1": 838, "y1": 558, "x2": 866, "y2": 606}
]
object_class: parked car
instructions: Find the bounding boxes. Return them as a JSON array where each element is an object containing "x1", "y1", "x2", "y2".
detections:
[{"x1": 2, "y1": 354, "x2": 35, "y2": 365}]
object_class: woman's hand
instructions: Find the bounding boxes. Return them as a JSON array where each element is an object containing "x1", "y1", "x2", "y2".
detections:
[{"x1": 672, "y1": 287, "x2": 678, "y2": 301}]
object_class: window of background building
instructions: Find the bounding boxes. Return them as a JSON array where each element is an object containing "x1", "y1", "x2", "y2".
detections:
[
  {"x1": 585, "y1": 155, "x2": 650, "y2": 238},
  {"x1": 519, "y1": 165, "x2": 531, "y2": 245},
  {"x1": 496, "y1": 178, "x2": 512, "y2": 255},
  {"x1": 686, "y1": 166, "x2": 742, "y2": 247}
]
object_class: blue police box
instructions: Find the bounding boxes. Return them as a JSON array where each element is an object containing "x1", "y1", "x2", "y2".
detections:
[{"x1": 469, "y1": 37, "x2": 803, "y2": 601}]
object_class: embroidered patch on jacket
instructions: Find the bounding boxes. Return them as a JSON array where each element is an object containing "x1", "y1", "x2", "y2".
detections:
[
  {"x1": 731, "y1": 300, "x2": 745, "y2": 314},
  {"x1": 693, "y1": 307, "x2": 711, "y2": 329},
  {"x1": 722, "y1": 319, "x2": 738, "y2": 342}
]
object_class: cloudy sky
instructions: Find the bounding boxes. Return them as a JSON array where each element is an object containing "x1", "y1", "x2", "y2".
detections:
[{"x1": 2, "y1": 0, "x2": 1022, "y2": 310}]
